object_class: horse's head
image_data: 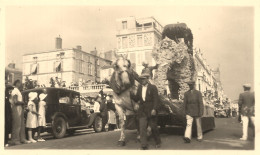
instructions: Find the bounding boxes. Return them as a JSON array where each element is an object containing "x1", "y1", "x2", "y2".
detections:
[{"x1": 113, "y1": 54, "x2": 131, "y2": 85}]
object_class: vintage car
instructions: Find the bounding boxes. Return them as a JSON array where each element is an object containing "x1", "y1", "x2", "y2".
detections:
[{"x1": 22, "y1": 87, "x2": 103, "y2": 139}]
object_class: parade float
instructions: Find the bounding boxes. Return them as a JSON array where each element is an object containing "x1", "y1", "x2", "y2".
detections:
[{"x1": 151, "y1": 23, "x2": 215, "y2": 133}]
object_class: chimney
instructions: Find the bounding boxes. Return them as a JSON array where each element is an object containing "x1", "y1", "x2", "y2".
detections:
[
  {"x1": 91, "y1": 47, "x2": 97, "y2": 55},
  {"x1": 8, "y1": 63, "x2": 15, "y2": 69},
  {"x1": 76, "y1": 45, "x2": 82, "y2": 50},
  {"x1": 55, "y1": 35, "x2": 62, "y2": 49}
]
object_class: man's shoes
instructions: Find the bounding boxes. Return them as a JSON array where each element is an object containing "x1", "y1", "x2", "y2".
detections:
[
  {"x1": 197, "y1": 139, "x2": 203, "y2": 142},
  {"x1": 183, "y1": 137, "x2": 191, "y2": 143},
  {"x1": 240, "y1": 137, "x2": 247, "y2": 141}
]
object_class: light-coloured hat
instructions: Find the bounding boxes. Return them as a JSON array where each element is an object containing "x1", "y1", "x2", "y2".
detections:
[
  {"x1": 139, "y1": 73, "x2": 150, "y2": 79},
  {"x1": 243, "y1": 83, "x2": 251, "y2": 88},
  {"x1": 39, "y1": 93, "x2": 47, "y2": 101},
  {"x1": 29, "y1": 92, "x2": 38, "y2": 101}
]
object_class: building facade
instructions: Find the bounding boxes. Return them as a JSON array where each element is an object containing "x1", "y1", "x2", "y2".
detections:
[
  {"x1": 23, "y1": 37, "x2": 112, "y2": 87},
  {"x1": 194, "y1": 48, "x2": 225, "y2": 104},
  {"x1": 115, "y1": 16, "x2": 163, "y2": 74}
]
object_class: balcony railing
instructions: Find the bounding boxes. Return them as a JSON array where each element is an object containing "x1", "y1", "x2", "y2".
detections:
[
  {"x1": 67, "y1": 84, "x2": 113, "y2": 93},
  {"x1": 118, "y1": 25, "x2": 162, "y2": 35}
]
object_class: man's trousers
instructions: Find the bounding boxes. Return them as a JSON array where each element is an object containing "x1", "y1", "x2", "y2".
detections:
[
  {"x1": 184, "y1": 115, "x2": 203, "y2": 140},
  {"x1": 241, "y1": 115, "x2": 255, "y2": 139},
  {"x1": 139, "y1": 116, "x2": 161, "y2": 147}
]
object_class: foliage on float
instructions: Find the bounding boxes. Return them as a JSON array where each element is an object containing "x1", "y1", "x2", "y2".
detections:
[{"x1": 152, "y1": 37, "x2": 196, "y2": 99}]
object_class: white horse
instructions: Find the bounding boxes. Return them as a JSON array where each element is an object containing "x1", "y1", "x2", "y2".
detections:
[{"x1": 109, "y1": 55, "x2": 140, "y2": 146}]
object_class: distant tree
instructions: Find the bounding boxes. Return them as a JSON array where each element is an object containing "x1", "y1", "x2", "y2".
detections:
[{"x1": 23, "y1": 76, "x2": 36, "y2": 90}]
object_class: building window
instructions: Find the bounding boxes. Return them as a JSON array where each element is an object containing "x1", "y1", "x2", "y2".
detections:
[
  {"x1": 137, "y1": 52, "x2": 143, "y2": 65},
  {"x1": 97, "y1": 59, "x2": 100, "y2": 66},
  {"x1": 122, "y1": 21, "x2": 127, "y2": 29},
  {"x1": 137, "y1": 35, "x2": 143, "y2": 46},
  {"x1": 122, "y1": 37, "x2": 128, "y2": 48},
  {"x1": 8, "y1": 73, "x2": 14, "y2": 84},
  {"x1": 31, "y1": 64, "x2": 38, "y2": 75},
  {"x1": 54, "y1": 61, "x2": 62, "y2": 72},
  {"x1": 88, "y1": 63, "x2": 92, "y2": 75},
  {"x1": 198, "y1": 79, "x2": 201, "y2": 91},
  {"x1": 145, "y1": 51, "x2": 152, "y2": 65},
  {"x1": 130, "y1": 52, "x2": 136, "y2": 65}
]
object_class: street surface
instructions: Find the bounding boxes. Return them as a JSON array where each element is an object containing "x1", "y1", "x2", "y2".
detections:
[{"x1": 6, "y1": 117, "x2": 254, "y2": 150}]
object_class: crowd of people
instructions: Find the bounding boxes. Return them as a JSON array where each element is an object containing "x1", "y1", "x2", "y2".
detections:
[
  {"x1": 80, "y1": 91, "x2": 119, "y2": 132},
  {"x1": 5, "y1": 79, "x2": 47, "y2": 147}
]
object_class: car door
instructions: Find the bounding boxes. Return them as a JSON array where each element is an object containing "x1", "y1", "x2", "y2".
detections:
[
  {"x1": 69, "y1": 93, "x2": 81, "y2": 126},
  {"x1": 58, "y1": 90, "x2": 77, "y2": 126}
]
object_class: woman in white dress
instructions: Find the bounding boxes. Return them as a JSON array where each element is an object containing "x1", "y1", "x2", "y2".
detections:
[
  {"x1": 37, "y1": 93, "x2": 47, "y2": 142},
  {"x1": 26, "y1": 92, "x2": 39, "y2": 143}
]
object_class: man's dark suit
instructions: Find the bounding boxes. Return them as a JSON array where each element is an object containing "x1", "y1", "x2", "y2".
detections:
[
  {"x1": 238, "y1": 91, "x2": 255, "y2": 117},
  {"x1": 183, "y1": 89, "x2": 204, "y2": 140},
  {"x1": 183, "y1": 89, "x2": 204, "y2": 117},
  {"x1": 133, "y1": 83, "x2": 161, "y2": 147}
]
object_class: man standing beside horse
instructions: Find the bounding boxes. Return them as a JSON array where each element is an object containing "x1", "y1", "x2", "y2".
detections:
[{"x1": 133, "y1": 72, "x2": 161, "y2": 150}]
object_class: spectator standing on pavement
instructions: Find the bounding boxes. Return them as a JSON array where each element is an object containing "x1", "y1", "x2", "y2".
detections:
[
  {"x1": 183, "y1": 80, "x2": 204, "y2": 143},
  {"x1": 37, "y1": 93, "x2": 47, "y2": 142},
  {"x1": 5, "y1": 84, "x2": 14, "y2": 147},
  {"x1": 10, "y1": 80, "x2": 31, "y2": 145},
  {"x1": 100, "y1": 96, "x2": 108, "y2": 132},
  {"x1": 107, "y1": 96, "x2": 117, "y2": 131},
  {"x1": 238, "y1": 84, "x2": 255, "y2": 141},
  {"x1": 26, "y1": 92, "x2": 40, "y2": 143},
  {"x1": 93, "y1": 96, "x2": 101, "y2": 113}
]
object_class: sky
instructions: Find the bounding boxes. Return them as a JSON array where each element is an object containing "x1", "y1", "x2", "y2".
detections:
[{"x1": 5, "y1": 6, "x2": 254, "y2": 100}]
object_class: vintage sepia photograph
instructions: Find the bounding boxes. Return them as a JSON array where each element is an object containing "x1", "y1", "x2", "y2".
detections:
[{"x1": 1, "y1": 1, "x2": 257, "y2": 152}]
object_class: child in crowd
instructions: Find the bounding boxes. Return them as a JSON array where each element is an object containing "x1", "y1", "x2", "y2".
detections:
[
  {"x1": 37, "y1": 93, "x2": 47, "y2": 142},
  {"x1": 26, "y1": 92, "x2": 39, "y2": 143}
]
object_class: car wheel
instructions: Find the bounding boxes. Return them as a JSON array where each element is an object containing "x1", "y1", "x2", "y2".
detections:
[
  {"x1": 52, "y1": 117, "x2": 67, "y2": 139},
  {"x1": 67, "y1": 129, "x2": 75, "y2": 135},
  {"x1": 94, "y1": 115, "x2": 102, "y2": 133}
]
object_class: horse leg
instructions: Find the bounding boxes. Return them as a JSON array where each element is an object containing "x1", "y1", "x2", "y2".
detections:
[{"x1": 115, "y1": 104, "x2": 126, "y2": 146}]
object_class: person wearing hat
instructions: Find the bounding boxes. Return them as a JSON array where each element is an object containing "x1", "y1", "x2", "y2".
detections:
[
  {"x1": 26, "y1": 92, "x2": 40, "y2": 143},
  {"x1": 183, "y1": 80, "x2": 204, "y2": 143},
  {"x1": 37, "y1": 93, "x2": 47, "y2": 142},
  {"x1": 238, "y1": 84, "x2": 255, "y2": 141},
  {"x1": 132, "y1": 72, "x2": 161, "y2": 150},
  {"x1": 141, "y1": 61, "x2": 159, "y2": 80}
]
